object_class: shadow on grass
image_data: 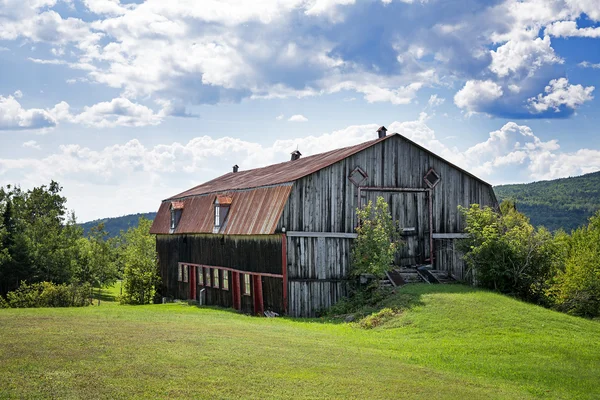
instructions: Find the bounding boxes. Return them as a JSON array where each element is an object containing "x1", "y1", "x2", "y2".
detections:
[{"x1": 285, "y1": 283, "x2": 482, "y2": 325}]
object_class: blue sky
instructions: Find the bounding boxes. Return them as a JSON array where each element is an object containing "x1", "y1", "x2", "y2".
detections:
[{"x1": 0, "y1": 0, "x2": 599, "y2": 221}]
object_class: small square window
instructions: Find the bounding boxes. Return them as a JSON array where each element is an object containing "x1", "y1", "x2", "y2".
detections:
[
  {"x1": 348, "y1": 166, "x2": 368, "y2": 187},
  {"x1": 424, "y1": 168, "x2": 441, "y2": 188},
  {"x1": 198, "y1": 267, "x2": 204, "y2": 286},
  {"x1": 243, "y1": 274, "x2": 251, "y2": 296},
  {"x1": 222, "y1": 271, "x2": 229, "y2": 291},
  {"x1": 213, "y1": 269, "x2": 220, "y2": 288}
]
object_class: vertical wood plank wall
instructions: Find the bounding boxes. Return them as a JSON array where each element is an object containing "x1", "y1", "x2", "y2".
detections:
[
  {"x1": 279, "y1": 136, "x2": 497, "y2": 317},
  {"x1": 156, "y1": 234, "x2": 284, "y2": 314}
]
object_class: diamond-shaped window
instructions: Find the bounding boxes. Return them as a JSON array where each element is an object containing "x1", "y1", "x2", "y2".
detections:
[
  {"x1": 349, "y1": 166, "x2": 368, "y2": 187},
  {"x1": 424, "y1": 168, "x2": 440, "y2": 188}
]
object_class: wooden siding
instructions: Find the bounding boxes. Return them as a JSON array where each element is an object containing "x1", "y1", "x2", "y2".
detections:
[
  {"x1": 279, "y1": 135, "x2": 496, "y2": 317},
  {"x1": 156, "y1": 234, "x2": 284, "y2": 314}
]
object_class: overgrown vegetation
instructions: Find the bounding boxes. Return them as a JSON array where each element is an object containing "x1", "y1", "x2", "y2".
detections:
[
  {"x1": 119, "y1": 219, "x2": 160, "y2": 305},
  {"x1": 0, "y1": 281, "x2": 92, "y2": 308},
  {"x1": 460, "y1": 201, "x2": 600, "y2": 318},
  {"x1": 0, "y1": 182, "x2": 160, "y2": 308},
  {"x1": 351, "y1": 196, "x2": 401, "y2": 278},
  {"x1": 494, "y1": 170, "x2": 600, "y2": 231}
]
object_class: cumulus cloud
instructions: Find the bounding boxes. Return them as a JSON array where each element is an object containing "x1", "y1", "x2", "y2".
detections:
[
  {"x1": 0, "y1": 95, "x2": 57, "y2": 131},
  {"x1": 2, "y1": 114, "x2": 598, "y2": 220},
  {"x1": 528, "y1": 78, "x2": 594, "y2": 113},
  {"x1": 288, "y1": 114, "x2": 308, "y2": 122},
  {"x1": 489, "y1": 35, "x2": 562, "y2": 78},
  {"x1": 546, "y1": 21, "x2": 600, "y2": 38},
  {"x1": 454, "y1": 80, "x2": 503, "y2": 115},
  {"x1": 13, "y1": 90, "x2": 22, "y2": 98}
]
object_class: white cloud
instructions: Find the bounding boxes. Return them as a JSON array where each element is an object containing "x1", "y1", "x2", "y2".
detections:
[
  {"x1": 67, "y1": 97, "x2": 164, "y2": 128},
  {"x1": 489, "y1": 35, "x2": 562, "y2": 78},
  {"x1": 579, "y1": 61, "x2": 600, "y2": 69},
  {"x1": 13, "y1": 90, "x2": 23, "y2": 98},
  {"x1": 22, "y1": 140, "x2": 41, "y2": 149},
  {"x1": 454, "y1": 80, "x2": 503, "y2": 114},
  {"x1": 1, "y1": 114, "x2": 599, "y2": 220},
  {"x1": 546, "y1": 20, "x2": 600, "y2": 38},
  {"x1": 428, "y1": 94, "x2": 445, "y2": 108},
  {"x1": 0, "y1": 95, "x2": 57, "y2": 131},
  {"x1": 528, "y1": 78, "x2": 594, "y2": 113},
  {"x1": 288, "y1": 114, "x2": 308, "y2": 122}
]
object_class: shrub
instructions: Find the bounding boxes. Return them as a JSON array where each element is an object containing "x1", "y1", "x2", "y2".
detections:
[
  {"x1": 358, "y1": 308, "x2": 401, "y2": 329},
  {"x1": 459, "y1": 201, "x2": 562, "y2": 303},
  {"x1": 0, "y1": 281, "x2": 92, "y2": 308},
  {"x1": 351, "y1": 196, "x2": 401, "y2": 278}
]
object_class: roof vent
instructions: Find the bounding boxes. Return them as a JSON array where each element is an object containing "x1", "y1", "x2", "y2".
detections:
[
  {"x1": 291, "y1": 150, "x2": 302, "y2": 161},
  {"x1": 232, "y1": 164, "x2": 239, "y2": 173},
  {"x1": 377, "y1": 126, "x2": 387, "y2": 139}
]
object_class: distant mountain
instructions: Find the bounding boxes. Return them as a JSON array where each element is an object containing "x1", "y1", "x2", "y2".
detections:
[
  {"x1": 80, "y1": 212, "x2": 156, "y2": 238},
  {"x1": 494, "y1": 171, "x2": 600, "y2": 232}
]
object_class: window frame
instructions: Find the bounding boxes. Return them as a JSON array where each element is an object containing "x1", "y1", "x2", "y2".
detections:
[
  {"x1": 198, "y1": 267, "x2": 204, "y2": 286},
  {"x1": 222, "y1": 270, "x2": 229, "y2": 291},
  {"x1": 178, "y1": 264, "x2": 183, "y2": 282},
  {"x1": 183, "y1": 264, "x2": 189, "y2": 283},
  {"x1": 213, "y1": 268, "x2": 220, "y2": 288},
  {"x1": 242, "y1": 273, "x2": 251, "y2": 296}
]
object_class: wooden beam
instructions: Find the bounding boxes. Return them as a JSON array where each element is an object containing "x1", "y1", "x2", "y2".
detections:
[
  {"x1": 177, "y1": 262, "x2": 283, "y2": 279},
  {"x1": 281, "y1": 234, "x2": 288, "y2": 314},
  {"x1": 286, "y1": 231, "x2": 358, "y2": 239},
  {"x1": 253, "y1": 275, "x2": 264, "y2": 316},
  {"x1": 432, "y1": 233, "x2": 469, "y2": 239}
]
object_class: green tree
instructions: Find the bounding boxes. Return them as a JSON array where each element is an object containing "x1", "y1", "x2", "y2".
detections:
[
  {"x1": 120, "y1": 218, "x2": 160, "y2": 305},
  {"x1": 549, "y1": 211, "x2": 600, "y2": 317},
  {"x1": 459, "y1": 201, "x2": 561, "y2": 303},
  {"x1": 351, "y1": 197, "x2": 401, "y2": 278}
]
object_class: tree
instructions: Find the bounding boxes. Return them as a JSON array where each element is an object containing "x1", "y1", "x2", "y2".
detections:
[
  {"x1": 75, "y1": 223, "x2": 119, "y2": 293},
  {"x1": 549, "y1": 211, "x2": 600, "y2": 317},
  {"x1": 351, "y1": 197, "x2": 401, "y2": 278},
  {"x1": 459, "y1": 201, "x2": 561, "y2": 303},
  {"x1": 120, "y1": 218, "x2": 160, "y2": 305}
]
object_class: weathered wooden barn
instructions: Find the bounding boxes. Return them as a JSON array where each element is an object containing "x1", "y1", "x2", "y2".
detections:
[{"x1": 150, "y1": 128, "x2": 498, "y2": 317}]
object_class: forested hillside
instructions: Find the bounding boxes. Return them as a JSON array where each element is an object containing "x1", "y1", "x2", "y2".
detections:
[
  {"x1": 80, "y1": 212, "x2": 156, "y2": 238},
  {"x1": 494, "y1": 171, "x2": 600, "y2": 231}
]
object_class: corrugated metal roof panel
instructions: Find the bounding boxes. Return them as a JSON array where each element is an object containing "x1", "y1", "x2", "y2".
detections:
[
  {"x1": 167, "y1": 135, "x2": 393, "y2": 200},
  {"x1": 150, "y1": 185, "x2": 292, "y2": 235},
  {"x1": 166, "y1": 133, "x2": 492, "y2": 201},
  {"x1": 149, "y1": 201, "x2": 171, "y2": 234}
]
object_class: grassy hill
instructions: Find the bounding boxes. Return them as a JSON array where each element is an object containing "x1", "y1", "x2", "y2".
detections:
[
  {"x1": 494, "y1": 170, "x2": 600, "y2": 231},
  {"x1": 1, "y1": 284, "x2": 598, "y2": 399},
  {"x1": 80, "y1": 212, "x2": 156, "y2": 237}
]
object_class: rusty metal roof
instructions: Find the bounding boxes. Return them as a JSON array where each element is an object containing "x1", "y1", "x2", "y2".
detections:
[
  {"x1": 167, "y1": 135, "x2": 393, "y2": 200},
  {"x1": 150, "y1": 185, "x2": 292, "y2": 235}
]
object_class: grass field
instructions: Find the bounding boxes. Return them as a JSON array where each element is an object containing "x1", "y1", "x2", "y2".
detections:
[{"x1": 0, "y1": 284, "x2": 598, "y2": 399}]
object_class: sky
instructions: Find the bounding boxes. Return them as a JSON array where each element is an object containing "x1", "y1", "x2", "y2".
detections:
[{"x1": 0, "y1": 0, "x2": 599, "y2": 222}]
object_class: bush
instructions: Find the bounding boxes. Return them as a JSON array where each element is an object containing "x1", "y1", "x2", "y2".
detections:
[
  {"x1": 358, "y1": 308, "x2": 401, "y2": 329},
  {"x1": 459, "y1": 201, "x2": 562, "y2": 303},
  {"x1": 0, "y1": 281, "x2": 92, "y2": 308},
  {"x1": 351, "y1": 196, "x2": 401, "y2": 278}
]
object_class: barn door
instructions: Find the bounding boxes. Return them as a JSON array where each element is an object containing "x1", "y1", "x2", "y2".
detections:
[{"x1": 364, "y1": 191, "x2": 430, "y2": 266}]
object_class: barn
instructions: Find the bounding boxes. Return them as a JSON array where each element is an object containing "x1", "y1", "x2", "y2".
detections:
[{"x1": 149, "y1": 127, "x2": 498, "y2": 317}]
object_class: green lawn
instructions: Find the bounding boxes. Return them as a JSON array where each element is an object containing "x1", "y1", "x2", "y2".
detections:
[{"x1": 0, "y1": 284, "x2": 598, "y2": 399}]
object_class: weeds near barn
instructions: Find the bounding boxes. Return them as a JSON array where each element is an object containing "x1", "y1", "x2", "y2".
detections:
[{"x1": 0, "y1": 283, "x2": 599, "y2": 399}]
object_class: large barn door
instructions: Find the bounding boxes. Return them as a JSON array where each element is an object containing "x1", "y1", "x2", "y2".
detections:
[{"x1": 364, "y1": 190, "x2": 430, "y2": 266}]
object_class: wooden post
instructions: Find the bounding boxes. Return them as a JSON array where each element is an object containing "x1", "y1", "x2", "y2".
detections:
[
  {"x1": 232, "y1": 271, "x2": 241, "y2": 310},
  {"x1": 253, "y1": 275, "x2": 264, "y2": 316},
  {"x1": 190, "y1": 266, "x2": 196, "y2": 300},
  {"x1": 428, "y1": 189, "x2": 434, "y2": 265},
  {"x1": 282, "y1": 234, "x2": 288, "y2": 314}
]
